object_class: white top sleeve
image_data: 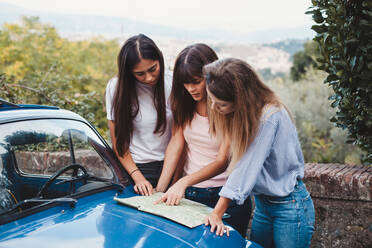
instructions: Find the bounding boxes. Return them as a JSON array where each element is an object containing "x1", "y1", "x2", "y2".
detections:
[
  {"x1": 105, "y1": 77, "x2": 118, "y2": 121},
  {"x1": 104, "y1": 74, "x2": 173, "y2": 163}
]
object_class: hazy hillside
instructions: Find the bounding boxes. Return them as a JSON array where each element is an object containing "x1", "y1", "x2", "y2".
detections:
[
  {"x1": 0, "y1": 2, "x2": 313, "y2": 44},
  {"x1": 217, "y1": 44, "x2": 293, "y2": 74},
  {"x1": 0, "y1": 2, "x2": 313, "y2": 76},
  {"x1": 151, "y1": 39, "x2": 294, "y2": 76},
  {"x1": 263, "y1": 39, "x2": 308, "y2": 57}
]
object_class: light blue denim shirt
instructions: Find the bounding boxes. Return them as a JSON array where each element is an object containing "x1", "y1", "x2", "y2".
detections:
[{"x1": 219, "y1": 107, "x2": 305, "y2": 205}]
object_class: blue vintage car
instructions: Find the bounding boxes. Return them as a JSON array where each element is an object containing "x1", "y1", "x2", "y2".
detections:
[{"x1": 0, "y1": 99, "x2": 261, "y2": 248}]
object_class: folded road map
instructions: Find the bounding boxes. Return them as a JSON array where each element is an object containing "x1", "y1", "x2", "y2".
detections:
[{"x1": 114, "y1": 192, "x2": 212, "y2": 228}]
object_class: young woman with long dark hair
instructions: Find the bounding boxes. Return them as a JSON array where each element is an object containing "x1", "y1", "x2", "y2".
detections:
[
  {"x1": 155, "y1": 44, "x2": 252, "y2": 237},
  {"x1": 105, "y1": 34, "x2": 172, "y2": 196},
  {"x1": 203, "y1": 58, "x2": 315, "y2": 248}
]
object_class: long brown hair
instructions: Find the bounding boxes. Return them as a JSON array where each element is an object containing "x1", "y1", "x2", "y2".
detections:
[
  {"x1": 112, "y1": 34, "x2": 166, "y2": 156},
  {"x1": 204, "y1": 58, "x2": 282, "y2": 171},
  {"x1": 171, "y1": 43, "x2": 218, "y2": 128}
]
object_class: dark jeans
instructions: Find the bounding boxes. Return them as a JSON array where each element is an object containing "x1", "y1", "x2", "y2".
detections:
[
  {"x1": 185, "y1": 186, "x2": 252, "y2": 237},
  {"x1": 135, "y1": 161, "x2": 163, "y2": 188}
]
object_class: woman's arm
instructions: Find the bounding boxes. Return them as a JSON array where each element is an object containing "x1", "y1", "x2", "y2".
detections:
[
  {"x1": 108, "y1": 120, "x2": 154, "y2": 196},
  {"x1": 157, "y1": 139, "x2": 230, "y2": 206},
  {"x1": 204, "y1": 196, "x2": 231, "y2": 236},
  {"x1": 170, "y1": 146, "x2": 187, "y2": 185},
  {"x1": 219, "y1": 118, "x2": 278, "y2": 205},
  {"x1": 155, "y1": 125, "x2": 185, "y2": 192}
]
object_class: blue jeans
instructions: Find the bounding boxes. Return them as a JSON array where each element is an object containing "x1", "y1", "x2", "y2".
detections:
[
  {"x1": 185, "y1": 186, "x2": 252, "y2": 237},
  {"x1": 250, "y1": 180, "x2": 315, "y2": 248}
]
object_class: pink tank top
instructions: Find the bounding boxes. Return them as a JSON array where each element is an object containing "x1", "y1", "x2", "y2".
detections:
[{"x1": 183, "y1": 113, "x2": 228, "y2": 188}]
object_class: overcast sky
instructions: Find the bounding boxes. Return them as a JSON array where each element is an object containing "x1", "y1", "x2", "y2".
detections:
[{"x1": 1, "y1": 0, "x2": 313, "y2": 33}]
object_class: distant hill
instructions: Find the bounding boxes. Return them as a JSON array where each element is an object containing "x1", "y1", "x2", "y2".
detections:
[
  {"x1": 0, "y1": 2, "x2": 314, "y2": 44},
  {"x1": 263, "y1": 39, "x2": 309, "y2": 57}
]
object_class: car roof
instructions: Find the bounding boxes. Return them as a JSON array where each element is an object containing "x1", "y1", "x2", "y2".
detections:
[{"x1": 0, "y1": 99, "x2": 87, "y2": 124}]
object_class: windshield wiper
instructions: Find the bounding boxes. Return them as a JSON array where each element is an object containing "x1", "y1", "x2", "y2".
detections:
[{"x1": 0, "y1": 197, "x2": 77, "y2": 216}]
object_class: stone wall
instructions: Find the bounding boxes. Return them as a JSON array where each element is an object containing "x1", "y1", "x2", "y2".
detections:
[
  {"x1": 15, "y1": 150, "x2": 112, "y2": 178},
  {"x1": 303, "y1": 163, "x2": 372, "y2": 248}
]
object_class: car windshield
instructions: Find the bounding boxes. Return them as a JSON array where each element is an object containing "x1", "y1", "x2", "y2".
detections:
[{"x1": 0, "y1": 119, "x2": 113, "y2": 180}]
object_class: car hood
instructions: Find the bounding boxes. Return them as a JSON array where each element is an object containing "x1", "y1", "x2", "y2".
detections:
[{"x1": 0, "y1": 189, "x2": 248, "y2": 248}]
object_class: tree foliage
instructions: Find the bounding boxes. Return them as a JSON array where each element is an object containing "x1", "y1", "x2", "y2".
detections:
[
  {"x1": 0, "y1": 17, "x2": 119, "y2": 137},
  {"x1": 290, "y1": 41, "x2": 320, "y2": 81},
  {"x1": 272, "y1": 73, "x2": 363, "y2": 164},
  {"x1": 307, "y1": 0, "x2": 372, "y2": 164}
]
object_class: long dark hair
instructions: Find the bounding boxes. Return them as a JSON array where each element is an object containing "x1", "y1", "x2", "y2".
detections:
[
  {"x1": 112, "y1": 34, "x2": 166, "y2": 156},
  {"x1": 171, "y1": 43, "x2": 218, "y2": 128}
]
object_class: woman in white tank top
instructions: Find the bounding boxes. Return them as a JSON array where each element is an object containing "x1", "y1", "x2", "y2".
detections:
[{"x1": 105, "y1": 34, "x2": 172, "y2": 196}]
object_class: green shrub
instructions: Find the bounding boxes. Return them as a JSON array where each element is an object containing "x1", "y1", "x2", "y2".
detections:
[
  {"x1": 307, "y1": 0, "x2": 372, "y2": 164},
  {"x1": 290, "y1": 41, "x2": 320, "y2": 81},
  {"x1": 267, "y1": 70, "x2": 362, "y2": 164},
  {"x1": 0, "y1": 73, "x2": 107, "y2": 138}
]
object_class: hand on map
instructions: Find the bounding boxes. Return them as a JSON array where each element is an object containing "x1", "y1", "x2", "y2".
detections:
[
  {"x1": 133, "y1": 177, "x2": 154, "y2": 196},
  {"x1": 154, "y1": 179, "x2": 187, "y2": 205},
  {"x1": 204, "y1": 212, "x2": 230, "y2": 236}
]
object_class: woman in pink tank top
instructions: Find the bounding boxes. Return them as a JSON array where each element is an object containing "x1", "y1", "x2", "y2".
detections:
[{"x1": 155, "y1": 44, "x2": 252, "y2": 237}]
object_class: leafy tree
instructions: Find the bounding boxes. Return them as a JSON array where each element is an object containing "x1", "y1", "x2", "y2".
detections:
[
  {"x1": 307, "y1": 0, "x2": 372, "y2": 164},
  {"x1": 0, "y1": 17, "x2": 120, "y2": 137},
  {"x1": 268, "y1": 71, "x2": 362, "y2": 165},
  {"x1": 290, "y1": 41, "x2": 320, "y2": 81},
  {"x1": 0, "y1": 72, "x2": 104, "y2": 135}
]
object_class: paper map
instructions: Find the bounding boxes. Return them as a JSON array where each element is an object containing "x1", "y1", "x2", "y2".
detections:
[{"x1": 114, "y1": 192, "x2": 212, "y2": 228}]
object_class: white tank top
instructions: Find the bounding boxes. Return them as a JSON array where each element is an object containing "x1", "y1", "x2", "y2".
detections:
[{"x1": 105, "y1": 73, "x2": 172, "y2": 163}]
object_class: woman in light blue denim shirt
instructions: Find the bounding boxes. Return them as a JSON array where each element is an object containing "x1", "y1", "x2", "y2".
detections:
[{"x1": 203, "y1": 58, "x2": 315, "y2": 248}]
